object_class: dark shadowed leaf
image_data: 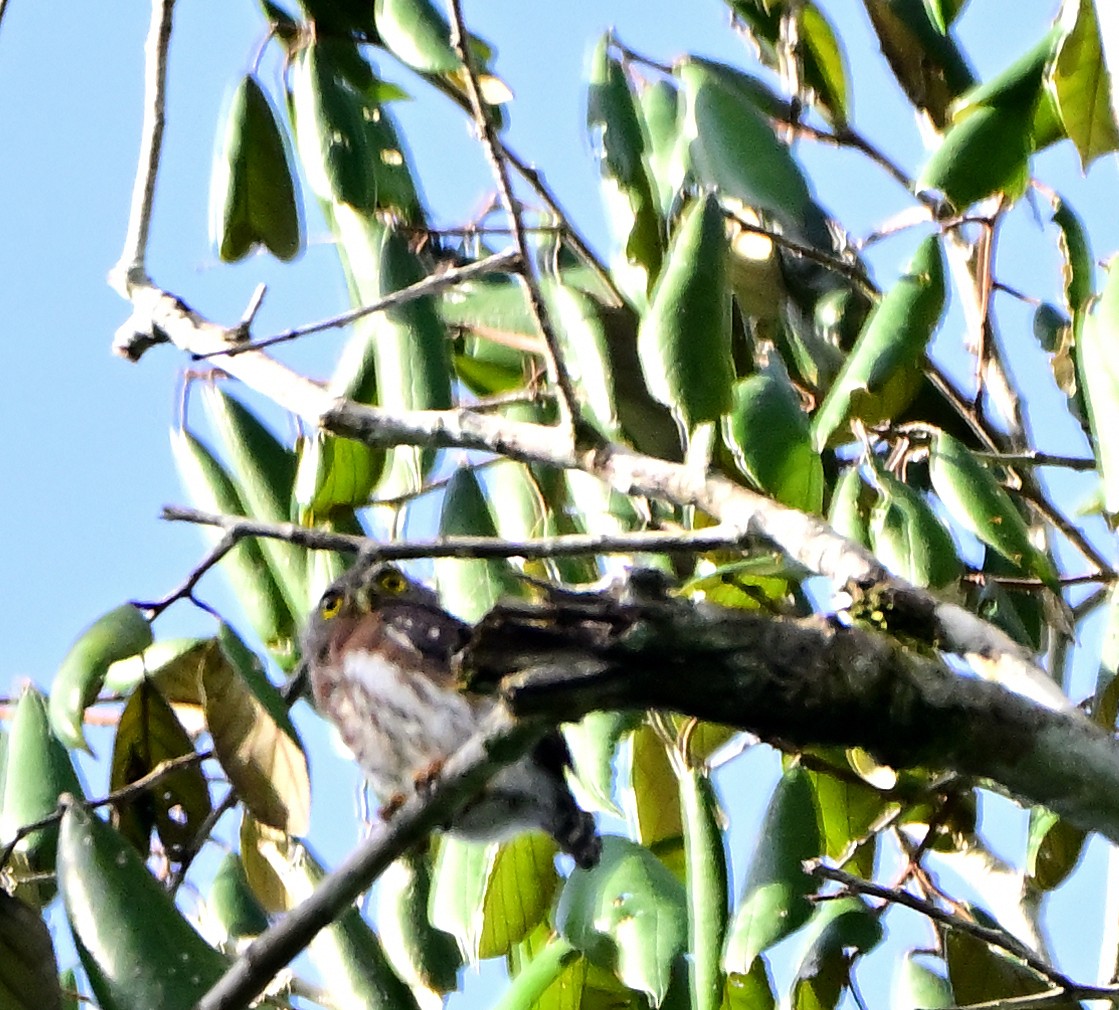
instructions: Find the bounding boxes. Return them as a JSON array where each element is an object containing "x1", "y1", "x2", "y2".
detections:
[
  {"x1": 0, "y1": 890, "x2": 61, "y2": 1010},
  {"x1": 108, "y1": 680, "x2": 211, "y2": 862}
]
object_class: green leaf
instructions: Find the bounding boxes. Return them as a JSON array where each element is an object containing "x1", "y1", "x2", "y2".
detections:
[
  {"x1": 724, "y1": 767, "x2": 820, "y2": 973},
  {"x1": 199, "y1": 386, "x2": 308, "y2": 619},
  {"x1": 170, "y1": 428, "x2": 296, "y2": 654},
  {"x1": 58, "y1": 803, "x2": 229, "y2": 1010},
  {"x1": 637, "y1": 193, "x2": 733, "y2": 428},
  {"x1": 291, "y1": 40, "x2": 373, "y2": 208},
  {"x1": 330, "y1": 214, "x2": 453, "y2": 497},
  {"x1": 628, "y1": 724, "x2": 685, "y2": 878},
  {"x1": 588, "y1": 35, "x2": 664, "y2": 303},
  {"x1": 201, "y1": 624, "x2": 310, "y2": 835},
  {"x1": 556, "y1": 836, "x2": 688, "y2": 1006},
  {"x1": 791, "y1": 897, "x2": 883, "y2": 1010},
  {"x1": 869, "y1": 469, "x2": 962, "y2": 589},
  {"x1": 477, "y1": 834, "x2": 561, "y2": 959},
  {"x1": 918, "y1": 32, "x2": 1056, "y2": 207},
  {"x1": 208, "y1": 852, "x2": 270, "y2": 942},
  {"x1": 1078, "y1": 259, "x2": 1119, "y2": 517},
  {"x1": 895, "y1": 951, "x2": 953, "y2": 1010},
  {"x1": 812, "y1": 236, "x2": 945, "y2": 449},
  {"x1": 1052, "y1": 0, "x2": 1119, "y2": 168},
  {"x1": 1026, "y1": 806, "x2": 1087, "y2": 891},
  {"x1": 1049, "y1": 194, "x2": 1094, "y2": 315},
  {"x1": 680, "y1": 767, "x2": 728, "y2": 1010},
  {"x1": 563, "y1": 711, "x2": 635, "y2": 817},
  {"x1": 108, "y1": 681, "x2": 211, "y2": 862},
  {"x1": 928, "y1": 430, "x2": 1056, "y2": 582},
  {"x1": 638, "y1": 79, "x2": 688, "y2": 217},
  {"x1": 435, "y1": 468, "x2": 521, "y2": 622},
  {"x1": 943, "y1": 920, "x2": 1051, "y2": 1006},
  {"x1": 377, "y1": 851, "x2": 462, "y2": 995},
  {"x1": 49, "y1": 604, "x2": 152, "y2": 752},
  {"x1": 429, "y1": 835, "x2": 495, "y2": 959},
  {"x1": 724, "y1": 1, "x2": 850, "y2": 125},
  {"x1": 374, "y1": 0, "x2": 460, "y2": 73},
  {"x1": 722, "y1": 364, "x2": 823, "y2": 513},
  {"x1": 806, "y1": 765, "x2": 888, "y2": 881},
  {"x1": 549, "y1": 284, "x2": 621, "y2": 438},
  {"x1": 677, "y1": 59, "x2": 828, "y2": 247},
  {"x1": 827, "y1": 466, "x2": 872, "y2": 548},
  {"x1": 102, "y1": 636, "x2": 210, "y2": 700},
  {"x1": 210, "y1": 75, "x2": 302, "y2": 262},
  {"x1": 496, "y1": 934, "x2": 580, "y2": 1010},
  {"x1": 0, "y1": 890, "x2": 62, "y2": 1010},
  {"x1": 429, "y1": 833, "x2": 559, "y2": 962},
  {"x1": 294, "y1": 429, "x2": 382, "y2": 519},
  {"x1": 722, "y1": 961, "x2": 776, "y2": 1010},
  {"x1": 1, "y1": 687, "x2": 82, "y2": 883}
]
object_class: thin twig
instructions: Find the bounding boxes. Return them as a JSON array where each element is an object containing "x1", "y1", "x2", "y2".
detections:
[
  {"x1": 167, "y1": 787, "x2": 238, "y2": 895},
  {"x1": 195, "y1": 248, "x2": 521, "y2": 359},
  {"x1": 446, "y1": 0, "x2": 585, "y2": 438},
  {"x1": 0, "y1": 750, "x2": 208, "y2": 874},
  {"x1": 161, "y1": 504, "x2": 754, "y2": 560},
  {"x1": 139, "y1": 530, "x2": 239, "y2": 618},
  {"x1": 109, "y1": 0, "x2": 175, "y2": 293},
  {"x1": 727, "y1": 210, "x2": 878, "y2": 296},
  {"x1": 810, "y1": 862, "x2": 1075, "y2": 989}
]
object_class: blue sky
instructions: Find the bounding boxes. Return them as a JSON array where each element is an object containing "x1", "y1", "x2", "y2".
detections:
[{"x1": 2, "y1": 0, "x2": 1118, "y2": 999}]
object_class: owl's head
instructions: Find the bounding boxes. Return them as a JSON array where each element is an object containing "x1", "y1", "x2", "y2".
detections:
[{"x1": 313, "y1": 561, "x2": 439, "y2": 625}]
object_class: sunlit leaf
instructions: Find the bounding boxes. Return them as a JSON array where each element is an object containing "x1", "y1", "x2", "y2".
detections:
[
  {"x1": 201, "y1": 625, "x2": 310, "y2": 835},
  {"x1": 49, "y1": 604, "x2": 152, "y2": 752},
  {"x1": 724, "y1": 768, "x2": 820, "y2": 973},
  {"x1": 1052, "y1": 0, "x2": 1119, "y2": 168},
  {"x1": 58, "y1": 803, "x2": 228, "y2": 1010},
  {"x1": 556, "y1": 836, "x2": 688, "y2": 1006}
]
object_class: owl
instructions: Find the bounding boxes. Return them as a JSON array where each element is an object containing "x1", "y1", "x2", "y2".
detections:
[{"x1": 302, "y1": 559, "x2": 600, "y2": 868}]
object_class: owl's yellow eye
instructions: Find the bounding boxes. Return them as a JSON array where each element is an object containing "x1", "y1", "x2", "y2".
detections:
[
  {"x1": 319, "y1": 591, "x2": 344, "y2": 619},
  {"x1": 376, "y1": 568, "x2": 408, "y2": 595}
]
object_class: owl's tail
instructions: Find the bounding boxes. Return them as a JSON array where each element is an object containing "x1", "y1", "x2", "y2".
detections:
[{"x1": 555, "y1": 806, "x2": 601, "y2": 869}]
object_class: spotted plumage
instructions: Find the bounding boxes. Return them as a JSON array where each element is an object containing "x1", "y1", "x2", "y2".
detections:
[{"x1": 302, "y1": 559, "x2": 600, "y2": 867}]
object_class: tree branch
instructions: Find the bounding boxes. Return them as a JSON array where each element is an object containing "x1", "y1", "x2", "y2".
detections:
[
  {"x1": 110, "y1": 0, "x2": 175, "y2": 293},
  {"x1": 446, "y1": 0, "x2": 586, "y2": 439},
  {"x1": 161, "y1": 504, "x2": 760, "y2": 560},
  {"x1": 194, "y1": 707, "x2": 547, "y2": 1010}
]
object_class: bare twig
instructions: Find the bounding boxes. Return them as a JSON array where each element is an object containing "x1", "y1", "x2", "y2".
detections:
[
  {"x1": 195, "y1": 708, "x2": 547, "y2": 1010},
  {"x1": 0, "y1": 750, "x2": 208, "y2": 874},
  {"x1": 109, "y1": 0, "x2": 175, "y2": 293},
  {"x1": 726, "y1": 209, "x2": 878, "y2": 296},
  {"x1": 161, "y1": 504, "x2": 757, "y2": 561},
  {"x1": 810, "y1": 862, "x2": 1073, "y2": 988},
  {"x1": 196, "y1": 248, "x2": 522, "y2": 359},
  {"x1": 446, "y1": 0, "x2": 585, "y2": 439},
  {"x1": 139, "y1": 530, "x2": 239, "y2": 618}
]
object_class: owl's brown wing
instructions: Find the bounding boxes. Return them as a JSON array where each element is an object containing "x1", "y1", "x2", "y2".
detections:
[{"x1": 375, "y1": 599, "x2": 472, "y2": 677}]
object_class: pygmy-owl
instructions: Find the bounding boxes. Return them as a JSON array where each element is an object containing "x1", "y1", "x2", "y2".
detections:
[{"x1": 302, "y1": 559, "x2": 600, "y2": 868}]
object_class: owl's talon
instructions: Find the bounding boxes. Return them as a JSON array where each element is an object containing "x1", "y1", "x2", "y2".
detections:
[
  {"x1": 380, "y1": 792, "x2": 407, "y2": 821},
  {"x1": 414, "y1": 758, "x2": 445, "y2": 793}
]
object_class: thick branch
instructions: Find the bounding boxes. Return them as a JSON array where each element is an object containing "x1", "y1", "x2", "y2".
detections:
[{"x1": 464, "y1": 597, "x2": 1119, "y2": 842}]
